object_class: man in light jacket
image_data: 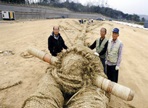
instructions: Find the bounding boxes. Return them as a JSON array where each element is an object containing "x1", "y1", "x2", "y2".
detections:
[{"x1": 106, "y1": 28, "x2": 123, "y2": 83}]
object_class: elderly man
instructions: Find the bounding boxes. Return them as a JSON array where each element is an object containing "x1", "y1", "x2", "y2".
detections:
[
  {"x1": 48, "y1": 26, "x2": 68, "y2": 56},
  {"x1": 89, "y1": 28, "x2": 108, "y2": 74},
  {"x1": 106, "y1": 28, "x2": 123, "y2": 83}
]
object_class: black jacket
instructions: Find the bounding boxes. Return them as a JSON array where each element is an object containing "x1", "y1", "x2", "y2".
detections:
[{"x1": 48, "y1": 33, "x2": 68, "y2": 56}]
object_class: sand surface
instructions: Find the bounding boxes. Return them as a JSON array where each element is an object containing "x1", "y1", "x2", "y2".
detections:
[{"x1": 0, "y1": 19, "x2": 148, "y2": 108}]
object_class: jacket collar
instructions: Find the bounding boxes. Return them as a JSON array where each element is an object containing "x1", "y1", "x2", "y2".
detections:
[
  {"x1": 51, "y1": 32, "x2": 61, "y2": 40},
  {"x1": 111, "y1": 39, "x2": 118, "y2": 43}
]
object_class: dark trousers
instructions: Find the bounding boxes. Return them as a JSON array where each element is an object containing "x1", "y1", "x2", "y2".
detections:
[
  {"x1": 100, "y1": 57, "x2": 106, "y2": 75},
  {"x1": 107, "y1": 65, "x2": 119, "y2": 83}
]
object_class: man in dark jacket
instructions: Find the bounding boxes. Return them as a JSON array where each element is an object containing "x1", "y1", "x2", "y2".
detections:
[
  {"x1": 48, "y1": 26, "x2": 68, "y2": 56},
  {"x1": 89, "y1": 28, "x2": 108, "y2": 74}
]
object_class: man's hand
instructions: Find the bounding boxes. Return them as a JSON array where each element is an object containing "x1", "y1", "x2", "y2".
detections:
[
  {"x1": 115, "y1": 66, "x2": 119, "y2": 70},
  {"x1": 105, "y1": 60, "x2": 107, "y2": 64},
  {"x1": 50, "y1": 56, "x2": 58, "y2": 65},
  {"x1": 62, "y1": 49, "x2": 67, "y2": 53},
  {"x1": 94, "y1": 52, "x2": 99, "y2": 56}
]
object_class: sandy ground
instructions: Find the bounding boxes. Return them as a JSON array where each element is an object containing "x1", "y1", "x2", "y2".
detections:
[{"x1": 0, "y1": 19, "x2": 148, "y2": 108}]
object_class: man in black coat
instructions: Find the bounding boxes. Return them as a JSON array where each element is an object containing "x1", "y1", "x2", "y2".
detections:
[{"x1": 48, "y1": 26, "x2": 68, "y2": 56}]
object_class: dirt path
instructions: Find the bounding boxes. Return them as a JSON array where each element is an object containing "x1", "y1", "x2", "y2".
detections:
[{"x1": 0, "y1": 19, "x2": 148, "y2": 108}]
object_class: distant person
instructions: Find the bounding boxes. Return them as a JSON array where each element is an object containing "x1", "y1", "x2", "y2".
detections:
[
  {"x1": 48, "y1": 26, "x2": 68, "y2": 56},
  {"x1": 106, "y1": 28, "x2": 123, "y2": 83},
  {"x1": 79, "y1": 19, "x2": 84, "y2": 24},
  {"x1": 89, "y1": 28, "x2": 108, "y2": 74},
  {"x1": 88, "y1": 19, "x2": 93, "y2": 24}
]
